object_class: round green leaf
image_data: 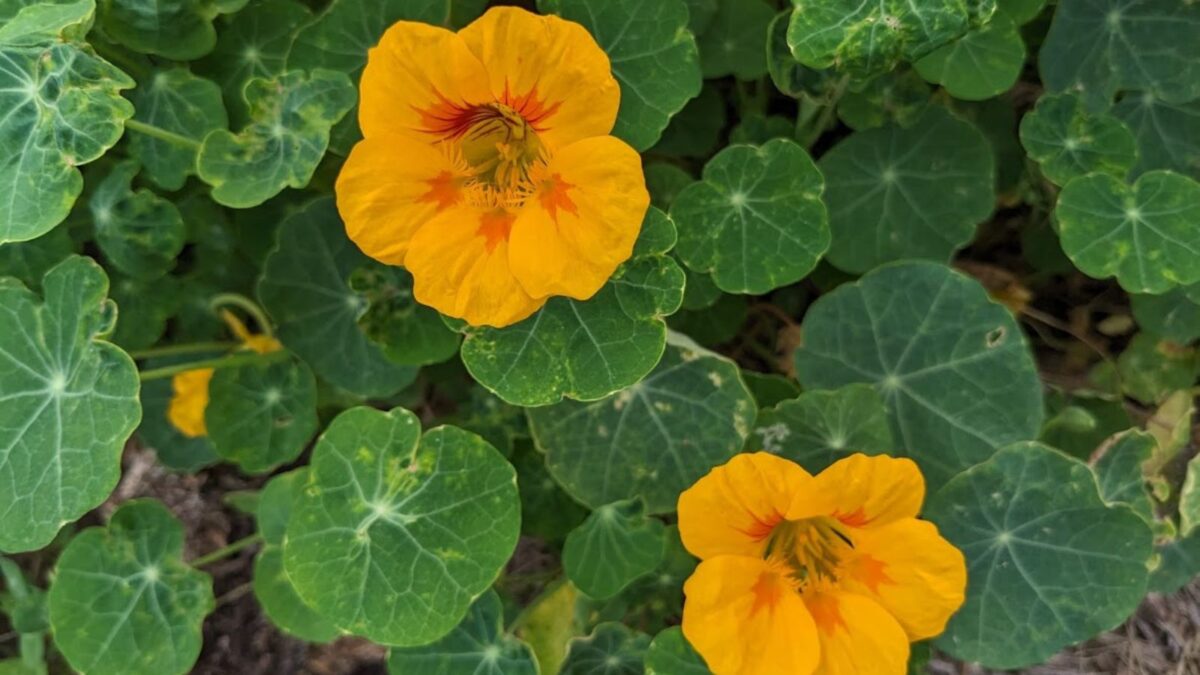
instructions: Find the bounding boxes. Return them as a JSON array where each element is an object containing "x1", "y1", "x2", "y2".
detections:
[
  {"x1": 205, "y1": 356, "x2": 319, "y2": 474},
  {"x1": 1092, "y1": 429, "x2": 1155, "y2": 523},
  {"x1": 0, "y1": 0, "x2": 134, "y2": 244},
  {"x1": 751, "y1": 383, "x2": 895, "y2": 473},
  {"x1": 819, "y1": 106, "x2": 995, "y2": 274},
  {"x1": 671, "y1": 138, "x2": 829, "y2": 294},
  {"x1": 927, "y1": 442, "x2": 1153, "y2": 669},
  {"x1": 97, "y1": 0, "x2": 246, "y2": 60},
  {"x1": 786, "y1": 0, "x2": 973, "y2": 79},
  {"x1": 1131, "y1": 287, "x2": 1200, "y2": 343},
  {"x1": 252, "y1": 470, "x2": 341, "y2": 643},
  {"x1": 561, "y1": 623, "x2": 649, "y2": 675},
  {"x1": 283, "y1": 407, "x2": 520, "y2": 646},
  {"x1": 1019, "y1": 92, "x2": 1137, "y2": 185},
  {"x1": 696, "y1": 0, "x2": 773, "y2": 80},
  {"x1": 197, "y1": 69, "x2": 355, "y2": 208},
  {"x1": 1040, "y1": 0, "x2": 1200, "y2": 110},
  {"x1": 47, "y1": 500, "x2": 215, "y2": 675},
  {"x1": 349, "y1": 263, "x2": 460, "y2": 367},
  {"x1": 563, "y1": 499, "x2": 666, "y2": 600},
  {"x1": 794, "y1": 261, "x2": 1044, "y2": 485},
  {"x1": 645, "y1": 627, "x2": 708, "y2": 675},
  {"x1": 0, "y1": 256, "x2": 140, "y2": 552},
  {"x1": 914, "y1": 13, "x2": 1025, "y2": 101},
  {"x1": 542, "y1": 0, "x2": 703, "y2": 151},
  {"x1": 196, "y1": 0, "x2": 311, "y2": 125},
  {"x1": 1056, "y1": 170, "x2": 1200, "y2": 294},
  {"x1": 528, "y1": 335, "x2": 757, "y2": 513},
  {"x1": 258, "y1": 198, "x2": 418, "y2": 398},
  {"x1": 128, "y1": 68, "x2": 228, "y2": 191},
  {"x1": 89, "y1": 160, "x2": 186, "y2": 280},
  {"x1": 387, "y1": 591, "x2": 539, "y2": 675},
  {"x1": 458, "y1": 208, "x2": 684, "y2": 407},
  {"x1": 1113, "y1": 93, "x2": 1200, "y2": 180}
]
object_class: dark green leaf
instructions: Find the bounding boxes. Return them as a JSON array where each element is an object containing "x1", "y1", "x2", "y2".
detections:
[
  {"x1": 751, "y1": 384, "x2": 894, "y2": 473},
  {"x1": 563, "y1": 499, "x2": 666, "y2": 600}
]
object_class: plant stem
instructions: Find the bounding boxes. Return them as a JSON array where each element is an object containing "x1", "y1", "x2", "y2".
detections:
[
  {"x1": 798, "y1": 75, "x2": 849, "y2": 148},
  {"x1": 124, "y1": 119, "x2": 202, "y2": 151},
  {"x1": 129, "y1": 341, "x2": 237, "y2": 360},
  {"x1": 191, "y1": 533, "x2": 263, "y2": 568},
  {"x1": 209, "y1": 293, "x2": 275, "y2": 338},
  {"x1": 138, "y1": 350, "x2": 288, "y2": 382}
]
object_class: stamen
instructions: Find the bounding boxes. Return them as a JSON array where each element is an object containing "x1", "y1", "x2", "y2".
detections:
[{"x1": 763, "y1": 517, "x2": 856, "y2": 589}]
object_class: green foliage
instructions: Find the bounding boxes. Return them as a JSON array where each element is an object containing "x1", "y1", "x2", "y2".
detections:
[
  {"x1": 751, "y1": 384, "x2": 895, "y2": 472},
  {"x1": 1020, "y1": 93, "x2": 1137, "y2": 185},
  {"x1": 561, "y1": 622, "x2": 650, "y2": 675},
  {"x1": 387, "y1": 590, "x2": 539, "y2": 675},
  {"x1": 127, "y1": 68, "x2": 227, "y2": 190},
  {"x1": 563, "y1": 499, "x2": 666, "y2": 600},
  {"x1": 914, "y1": 13, "x2": 1024, "y2": 100},
  {"x1": 645, "y1": 627, "x2": 708, "y2": 674},
  {"x1": 47, "y1": 500, "x2": 214, "y2": 675},
  {"x1": 205, "y1": 356, "x2": 318, "y2": 473},
  {"x1": 696, "y1": 0, "x2": 772, "y2": 80},
  {"x1": 89, "y1": 160, "x2": 186, "y2": 279},
  {"x1": 98, "y1": 0, "x2": 246, "y2": 60}
]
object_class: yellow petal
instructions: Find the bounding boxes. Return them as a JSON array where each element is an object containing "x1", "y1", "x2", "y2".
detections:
[
  {"x1": 508, "y1": 136, "x2": 648, "y2": 300},
  {"x1": 359, "y1": 20, "x2": 493, "y2": 141},
  {"x1": 839, "y1": 519, "x2": 966, "y2": 640},
  {"x1": 406, "y1": 203, "x2": 544, "y2": 328},
  {"x1": 789, "y1": 454, "x2": 924, "y2": 529},
  {"x1": 805, "y1": 591, "x2": 909, "y2": 675},
  {"x1": 458, "y1": 6, "x2": 620, "y2": 150},
  {"x1": 167, "y1": 369, "x2": 214, "y2": 438},
  {"x1": 337, "y1": 133, "x2": 468, "y2": 266},
  {"x1": 683, "y1": 556, "x2": 820, "y2": 675},
  {"x1": 678, "y1": 453, "x2": 816, "y2": 560}
]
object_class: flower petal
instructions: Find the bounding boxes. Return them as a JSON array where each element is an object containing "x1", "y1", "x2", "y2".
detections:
[
  {"x1": 359, "y1": 20, "x2": 492, "y2": 140},
  {"x1": 678, "y1": 452, "x2": 816, "y2": 560},
  {"x1": 805, "y1": 591, "x2": 909, "y2": 675},
  {"x1": 406, "y1": 204, "x2": 544, "y2": 328},
  {"x1": 839, "y1": 519, "x2": 966, "y2": 640},
  {"x1": 337, "y1": 133, "x2": 468, "y2": 266},
  {"x1": 458, "y1": 6, "x2": 620, "y2": 149},
  {"x1": 683, "y1": 556, "x2": 820, "y2": 675},
  {"x1": 788, "y1": 454, "x2": 924, "y2": 528},
  {"x1": 168, "y1": 368, "x2": 213, "y2": 438},
  {"x1": 508, "y1": 136, "x2": 648, "y2": 300}
]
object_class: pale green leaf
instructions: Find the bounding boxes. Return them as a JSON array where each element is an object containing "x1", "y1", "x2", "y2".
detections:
[
  {"x1": 47, "y1": 500, "x2": 215, "y2": 675},
  {"x1": 284, "y1": 407, "x2": 520, "y2": 646},
  {"x1": 197, "y1": 69, "x2": 355, "y2": 208},
  {"x1": 1181, "y1": 456, "x2": 1200, "y2": 537},
  {"x1": 128, "y1": 68, "x2": 227, "y2": 190},
  {"x1": 0, "y1": 0, "x2": 133, "y2": 244},
  {"x1": 561, "y1": 623, "x2": 649, "y2": 675},
  {"x1": 1092, "y1": 429, "x2": 1155, "y2": 523},
  {"x1": 819, "y1": 106, "x2": 995, "y2": 274},
  {"x1": 563, "y1": 499, "x2": 666, "y2": 600},
  {"x1": 751, "y1": 384, "x2": 894, "y2": 473},
  {"x1": 387, "y1": 590, "x2": 538, "y2": 675},
  {"x1": 697, "y1": 0, "x2": 773, "y2": 80},
  {"x1": 458, "y1": 208, "x2": 684, "y2": 407},
  {"x1": 0, "y1": 256, "x2": 140, "y2": 552},
  {"x1": 645, "y1": 627, "x2": 708, "y2": 675},
  {"x1": 528, "y1": 335, "x2": 757, "y2": 513},
  {"x1": 795, "y1": 261, "x2": 1044, "y2": 484},
  {"x1": 928, "y1": 442, "x2": 1153, "y2": 669},
  {"x1": 914, "y1": 13, "x2": 1025, "y2": 101},
  {"x1": 258, "y1": 198, "x2": 418, "y2": 398},
  {"x1": 671, "y1": 138, "x2": 828, "y2": 294},
  {"x1": 1111, "y1": 333, "x2": 1200, "y2": 404},
  {"x1": 1019, "y1": 92, "x2": 1136, "y2": 185},
  {"x1": 89, "y1": 160, "x2": 186, "y2": 280},
  {"x1": 1056, "y1": 170, "x2": 1200, "y2": 294}
]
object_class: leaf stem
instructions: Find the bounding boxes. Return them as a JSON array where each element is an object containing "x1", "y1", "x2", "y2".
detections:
[
  {"x1": 209, "y1": 293, "x2": 275, "y2": 338},
  {"x1": 798, "y1": 75, "x2": 850, "y2": 148},
  {"x1": 125, "y1": 119, "x2": 202, "y2": 151},
  {"x1": 128, "y1": 341, "x2": 237, "y2": 360},
  {"x1": 190, "y1": 533, "x2": 263, "y2": 567},
  {"x1": 138, "y1": 350, "x2": 288, "y2": 381}
]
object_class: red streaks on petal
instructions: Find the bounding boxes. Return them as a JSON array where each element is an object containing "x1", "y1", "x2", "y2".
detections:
[
  {"x1": 501, "y1": 80, "x2": 562, "y2": 131},
  {"x1": 834, "y1": 507, "x2": 873, "y2": 529}
]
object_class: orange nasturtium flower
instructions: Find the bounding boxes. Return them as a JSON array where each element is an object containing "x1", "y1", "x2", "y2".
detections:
[
  {"x1": 336, "y1": 6, "x2": 649, "y2": 328},
  {"x1": 167, "y1": 311, "x2": 282, "y2": 438},
  {"x1": 678, "y1": 453, "x2": 967, "y2": 675}
]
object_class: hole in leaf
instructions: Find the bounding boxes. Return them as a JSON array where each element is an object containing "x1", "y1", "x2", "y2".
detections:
[{"x1": 986, "y1": 327, "x2": 1006, "y2": 348}]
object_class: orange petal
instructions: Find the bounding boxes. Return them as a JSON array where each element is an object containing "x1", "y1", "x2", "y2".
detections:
[
  {"x1": 508, "y1": 136, "x2": 648, "y2": 300},
  {"x1": 167, "y1": 368, "x2": 214, "y2": 438},
  {"x1": 789, "y1": 454, "x2": 924, "y2": 529},
  {"x1": 839, "y1": 519, "x2": 966, "y2": 640},
  {"x1": 805, "y1": 591, "x2": 909, "y2": 675},
  {"x1": 337, "y1": 133, "x2": 468, "y2": 266},
  {"x1": 406, "y1": 204, "x2": 544, "y2": 328},
  {"x1": 683, "y1": 556, "x2": 820, "y2": 675},
  {"x1": 359, "y1": 20, "x2": 493, "y2": 141},
  {"x1": 678, "y1": 453, "x2": 816, "y2": 560},
  {"x1": 458, "y1": 6, "x2": 620, "y2": 149}
]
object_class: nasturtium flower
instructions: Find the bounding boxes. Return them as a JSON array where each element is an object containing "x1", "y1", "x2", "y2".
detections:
[
  {"x1": 336, "y1": 6, "x2": 649, "y2": 328},
  {"x1": 167, "y1": 311, "x2": 281, "y2": 438},
  {"x1": 678, "y1": 453, "x2": 966, "y2": 675}
]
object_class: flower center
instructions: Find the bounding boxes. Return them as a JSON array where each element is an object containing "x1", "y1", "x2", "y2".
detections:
[{"x1": 763, "y1": 517, "x2": 855, "y2": 589}]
